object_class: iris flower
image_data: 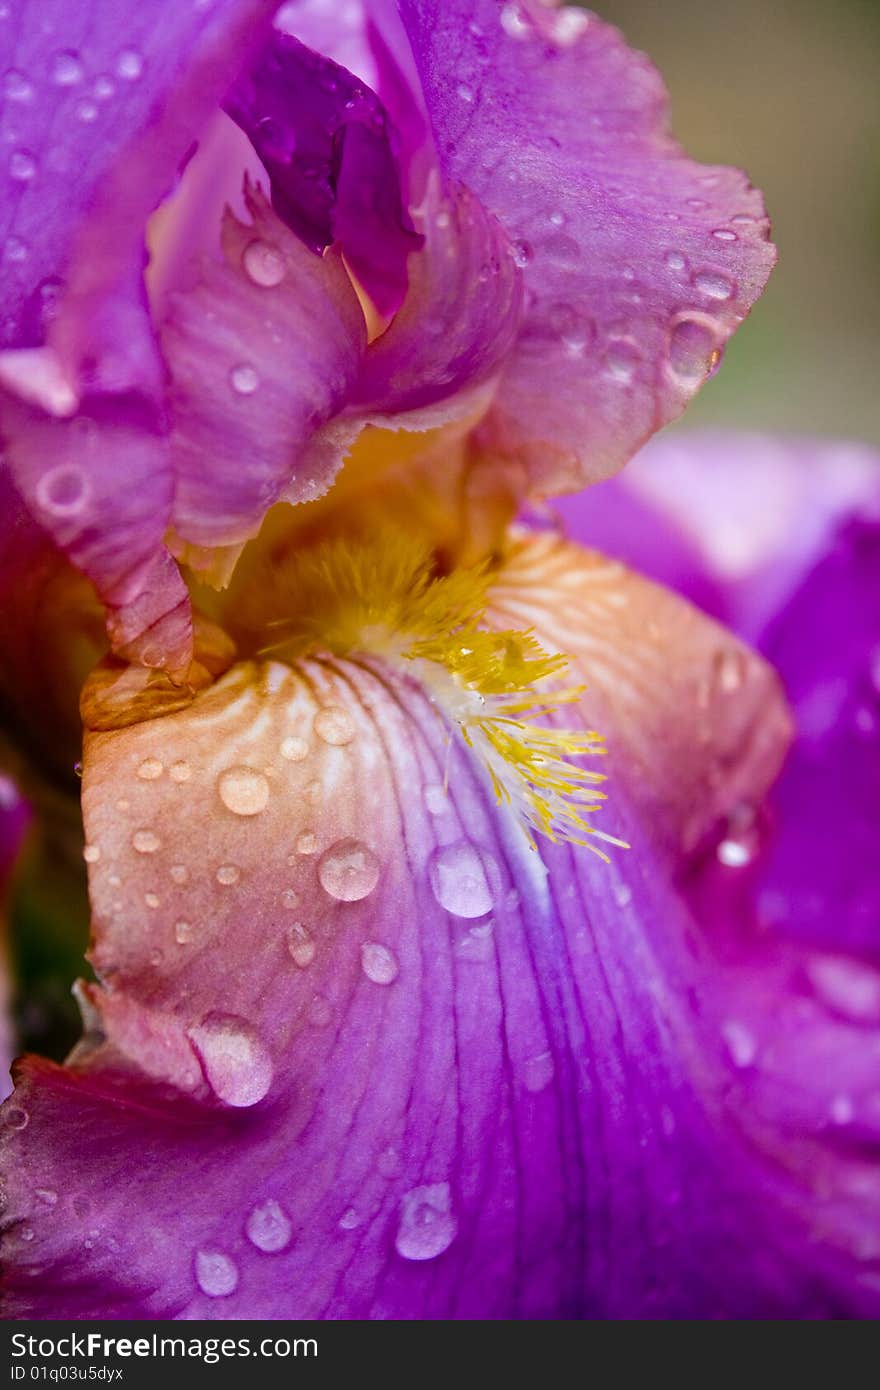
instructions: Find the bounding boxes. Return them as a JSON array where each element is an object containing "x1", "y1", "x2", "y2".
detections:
[{"x1": 1, "y1": 0, "x2": 876, "y2": 1319}]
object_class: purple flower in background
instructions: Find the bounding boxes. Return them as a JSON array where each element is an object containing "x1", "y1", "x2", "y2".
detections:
[{"x1": 1, "y1": 0, "x2": 877, "y2": 1321}]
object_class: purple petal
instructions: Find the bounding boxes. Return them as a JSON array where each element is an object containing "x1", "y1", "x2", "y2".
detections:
[
  {"x1": 396, "y1": 0, "x2": 775, "y2": 492},
  {"x1": 0, "y1": 0, "x2": 278, "y2": 670},
  {"x1": 225, "y1": 31, "x2": 421, "y2": 317},
  {"x1": 3, "y1": 536, "x2": 831, "y2": 1319},
  {"x1": 0, "y1": 775, "x2": 29, "y2": 1101},
  {"x1": 161, "y1": 183, "x2": 367, "y2": 549}
]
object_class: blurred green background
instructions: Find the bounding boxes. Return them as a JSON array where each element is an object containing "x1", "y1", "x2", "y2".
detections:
[{"x1": 597, "y1": 0, "x2": 880, "y2": 443}]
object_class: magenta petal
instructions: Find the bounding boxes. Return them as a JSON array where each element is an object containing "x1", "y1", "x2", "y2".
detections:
[
  {"x1": 225, "y1": 31, "x2": 421, "y2": 317},
  {"x1": 395, "y1": 0, "x2": 775, "y2": 492},
  {"x1": 162, "y1": 184, "x2": 367, "y2": 548}
]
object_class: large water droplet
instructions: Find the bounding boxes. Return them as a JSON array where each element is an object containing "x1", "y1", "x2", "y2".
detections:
[
  {"x1": 667, "y1": 315, "x2": 719, "y2": 384},
  {"x1": 242, "y1": 239, "x2": 286, "y2": 287},
  {"x1": 429, "y1": 841, "x2": 498, "y2": 918},
  {"x1": 360, "y1": 942, "x2": 399, "y2": 985},
  {"x1": 318, "y1": 839, "x2": 380, "y2": 902},
  {"x1": 395, "y1": 1183, "x2": 457, "y2": 1261},
  {"x1": 195, "y1": 1249, "x2": 238, "y2": 1297},
  {"x1": 246, "y1": 1198, "x2": 292, "y2": 1253},
  {"x1": 188, "y1": 1013, "x2": 273, "y2": 1107},
  {"x1": 217, "y1": 766, "x2": 269, "y2": 816},
  {"x1": 313, "y1": 706, "x2": 355, "y2": 746}
]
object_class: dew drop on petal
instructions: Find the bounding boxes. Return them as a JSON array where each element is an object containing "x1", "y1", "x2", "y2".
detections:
[
  {"x1": 429, "y1": 841, "x2": 498, "y2": 918},
  {"x1": 693, "y1": 270, "x2": 734, "y2": 301},
  {"x1": 360, "y1": 942, "x2": 399, "y2": 985},
  {"x1": 246, "y1": 1198, "x2": 292, "y2": 1253},
  {"x1": 216, "y1": 864, "x2": 240, "y2": 886},
  {"x1": 169, "y1": 759, "x2": 192, "y2": 783},
  {"x1": 721, "y1": 1019, "x2": 758, "y2": 1068},
  {"x1": 217, "y1": 766, "x2": 269, "y2": 816},
  {"x1": 280, "y1": 735, "x2": 308, "y2": 762},
  {"x1": 82, "y1": 844, "x2": 100, "y2": 864},
  {"x1": 287, "y1": 922, "x2": 315, "y2": 968},
  {"x1": 395, "y1": 1183, "x2": 457, "y2": 1261},
  {"x1": 116, "y1": 49, "x2": 143, "y2": 81},
  {"x1": 3, "y1": 1106, "x2": 28, "y2": 1130},
  {"x1": 295, "y1": 831, "x2": 316, "y2": 856},
  {"x1": 170, "y1": 863, "x2": 188, "y2": 885},
  {"x1": 51, "y1": 50, "x2": 83, "y2": 86},
  {"x1": 665, "y1": 250, "x2": 687, "y2": 272},
  {"x1": 34, "y1": 465, "x2": 88, "y2": 516},
  {"x1": 716, "y1": 838, "x2": 752, "y2": 868},
  {"x1": 313, "y1": 705, "x2": 355, "y2": 746},
  {"x1": 229, "y1": 363, "x2": 259, "y2": 395},
  {"x1": 136, "y1": 756, "x2": 163, "y2": 781},
  {"x1": 242, "y1": 239, "x2": 286, "y2": 287},
  {"x1": 175, "y1": 919, "x2": 193, "y2": 944},
  {"x1": 144, "y1": 892, "x2": 160, "y2": 909},
  {"x1": 188, "y1": 1013, "x2": 273, "y2": 1107},
  {"x1": 4, "y1": 69, "x2": 34, "y2": 102},
  {"x1": 711, "y1": 227, "x2": 738, "y2": 242},
  {"x1": 807, "y1": 954, "x2": 880, "y2": 1025},
  {"x1": 195, "y1": 1249, "x2": 238, "y2": 1297},
  {"x1": 522, "y1": 1050, "x2": 555, "y2": 1093},
  {"x1": 35, "y1": 1188, "x2": 58, "y2": 1207},
  {"x1": 667, "y1": 316, "x2": 719, "y2": 384},
  {"x1": 132, "y1": 830, "x2": 161, "y2": 855},
  {"x1": 318, "y1": 839, "x2": 380, "y2": 902},
  {"x1": 338, "y1": 1207, "x2": 361, "y2": 1230}
]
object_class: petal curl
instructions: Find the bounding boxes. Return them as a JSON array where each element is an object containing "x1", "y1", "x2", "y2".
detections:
[
  {"x1": 396, "y1": 0, "x2": 775, "y2": 493},
  {"x1": 3, "y1": 535, "x2": 845, "y2": 1320}
]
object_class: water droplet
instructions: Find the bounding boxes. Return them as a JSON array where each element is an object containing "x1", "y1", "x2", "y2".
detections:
[
  {"x1": 3, "y1": 69, "x2": 33, "y2": 102},
  {"x1": 395, "y1": 1183, "x2": 457, "y2": 1261},
  {"x1": 721, "y1": 1020, "x2": 757, "y2": 1068},
  {"x1": 360, "y1": 942, "x2": 399, "y2": 985},
  {"x1": 144, "y1": 892, "x2": 160, "y2": 909},
  {"x1": 429, "y1": 841, "x2": 498, "y2": 918},
  {"x1": 338, "y1": 1207, "x2": 361, "y2": 1230},
  {"x1": 93, "y1": 74, "x2": 115, "y2": 100},
  {"x1": 456, "y1": 81, "x2": 474, "y2": 103},
  {"x1": 693, "y1": 270, "x2": 734, "y2": 301},
  {"x1": 523, "y1": 1050, "x2": 555, "y2": 1093},
  {"x1": 170, "y1": 863, "x2": 188, "y2": 885},
  {"x1": 287, "y1": 922, "x2": 315, "y2": 968},
  {"x1": 51, "y1": 50, "x2": 84, "y2": 86},
  {"x1": 548, "y1": 210, "x2": 565, "y2": 228},
  {"x1": 280, "y1": 735, "x2": 308, "y2": 761},
  {"x1": 246, "y1": 1198, "x2": 292, "y2": 1253},
  {"x1": 711, "y1": 228, "x2": 738, "y2": 242},
  {"x1": 216, "y1": 864, "x2": 240, "y2": 886},
  {"x1": 34, "y1": 464, "x2": 88, "y2": 516},
  {"x1": 667, "y1": 315, "x2": 719, "y2": 384},
  {"x1": 242, "y1": 239, "x2": 286, "y2": 287},
  {"x1": 511, "y1": 239, "x2": 533, "y2": 268},
  {"x1": 169, "y1": 759, "x2": 191, "y2": 783},
  {"x1": 716, "y1": 838, "x2": 752, "y2": 868},
  {"x1": 35, "y1": 1188, "x2": 58, "y2": 1207},
  {"x1": 75, "y1": 100, "x2": 98, "y2": 123},
  {"x1": 116, "y1": 50, "x2": 143, "y2": 82},
  {"x1": 665, "y1": 250, "x2": 687, "y2": 272},
  {"x1": 217, "y1": 766, "x2": 269, "y2": 816},
  {"x1": 318, "y1": 839, "x2": 380, "y2": 902},
  {"x1": 313, "y1": 706, "x2": 355, "y2": 746},
  {"x1": 424, "y1": 783, "x2": 448, "y2": 815},
  {"x1": 807, "y1": 955, "x2": 880, "y2": 1024},
  {"x1": 306, "y1": 779, "x2": 323, "y2": 805},
  {"x1": 295, "y1": 831, "x2": 316, "y2": 856},
  {"x1": 175, "y1": 919, "x2": 193, "y2": 944},
  {"x1": 3, "y1": 234, "x2": 28, "y2": 263},
  {"x1": 500, "y1": 2, "x2": 530, "y2": 40},
  {"x1": 82, "y1": 844, "x2": 101, "y2": 864},
  {"x1": 188, "y1": 1013, "x2": 273, "y2": 1107},
  {"x1": 229, "y1": 363, "x2": 259, "y2": 395},
  {"x1": 3, "y1": 1106, "x2": 28, "y2": 1130},
  {"x1": 136, "y1": 756, "x2": 163, "y2": 781},
  {"x1": 132, "y1": 830, "x2": 161, "y2": 855},
  {"x1": 603, "y1": 337, "x2": 641, "y2": 384},
  {"x1": 195, "y1": 1249, "x2": 238, "y2": 1297}
]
